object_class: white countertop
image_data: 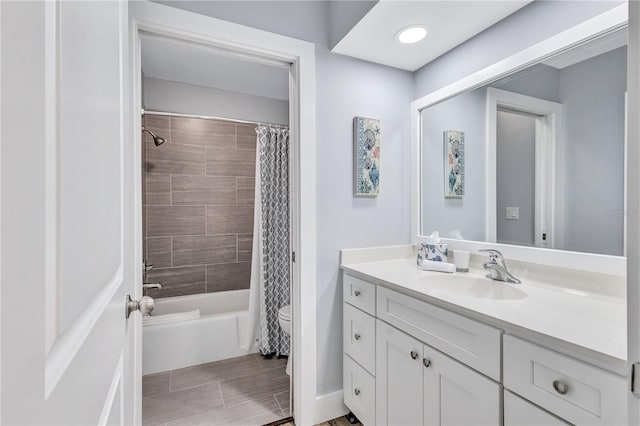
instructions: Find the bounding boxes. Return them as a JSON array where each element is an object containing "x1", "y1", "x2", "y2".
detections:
[{"x1": 341, "y1": 255, "x2": 627, "y2": 363}]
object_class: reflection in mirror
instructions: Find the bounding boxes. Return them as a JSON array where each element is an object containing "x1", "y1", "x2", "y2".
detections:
[{"x1": 420, "y1": 31, "x2": 627, "y2": 256}]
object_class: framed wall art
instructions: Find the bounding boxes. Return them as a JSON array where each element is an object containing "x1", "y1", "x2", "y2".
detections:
[
  {"x1": 444, "y1": 130, "x2": 464, "y2": 198},
  {"x1": 353, "y1": 116, "x2": 380, "y2": 197}
]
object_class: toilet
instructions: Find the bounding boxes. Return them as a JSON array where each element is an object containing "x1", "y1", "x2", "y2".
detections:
[{"x1": 277, "y1": 304, "x2": 292, "y2": 375}]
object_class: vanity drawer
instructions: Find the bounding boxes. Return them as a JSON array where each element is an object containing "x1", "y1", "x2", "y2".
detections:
[
  {"x1": 504, "y1": 391, "x2": 569, "y2": 426},
  {"x1": 343, "y1": 303, "x2": 375, "y2": 374},
  {"x1": 376, "y1": 286, "x2": 501, "y2": 380},
  {"x1": 344, "y1": 354, "x2": 376, "y2": 426},
  {"x1": 343, "y1": 273, "x2": 376, "y2": 315},
  {"x1": 503, "y1": 335, "x2": 627, "y2": 425}
]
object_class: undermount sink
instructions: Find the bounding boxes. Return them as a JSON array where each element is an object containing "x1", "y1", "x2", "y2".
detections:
[{"x1": 422, "y1": 275, "x2": 527, "y2": 300}]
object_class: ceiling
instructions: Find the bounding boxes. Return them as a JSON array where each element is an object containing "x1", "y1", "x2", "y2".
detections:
[
  {"x1": 332, "y1": 0, "x2": 532, "y2": 71},
  {"x1": 141, "y1": 34, "x2": 289, "y2": 100}
]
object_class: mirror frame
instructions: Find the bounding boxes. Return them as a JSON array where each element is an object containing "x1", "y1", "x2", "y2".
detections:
[{"x1": 410, "y1": 4, "x2": 628, "y2": 276}]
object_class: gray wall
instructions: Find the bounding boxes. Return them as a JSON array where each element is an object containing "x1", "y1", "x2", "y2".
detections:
[
  {"x1": 421, "y1": 88, "x2": 487, "y2": 241},
  {"x1": 496, "y1": 110, "x2": 536, "y2": 246},
  {"x1": 143, "y1": 77, "x2": 289, "y2": 124},
  {"x1": 495, "y1": 64, "x2": 560, "y2": 103},
  {"x1": 156, "y1": 0, "x2": 414, "y2": 396},
  {"x1": 414, "y1": 1, "x2": 624, "y2": 98},
  {"x1": 559, "y1": 47, "x2": 626, "y2": 255},
  {"x1": 421, "y1": 64, "x2": 558, "y2": 242},
  {"x1": 420, "y1": 49, "x2": 626, "y2": 256}
]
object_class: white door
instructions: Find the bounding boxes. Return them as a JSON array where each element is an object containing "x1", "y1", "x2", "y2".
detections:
[
  {"x1": 1, "y1": 1, "x2": 139, "y2": 425},
  {"x1": 376, "y1": 320, "x2": 423, "y2": 426},
  {"x1": 423, "y1": 344, "x2": 500, "y2": 426},
  {"x1": 629, "y1": 1, "x2": 640, "y2": 423}
]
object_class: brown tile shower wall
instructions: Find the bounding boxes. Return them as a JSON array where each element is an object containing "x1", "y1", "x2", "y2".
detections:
[{"x1": 142, "y1": 114, "x2": 256, "y2": 298}]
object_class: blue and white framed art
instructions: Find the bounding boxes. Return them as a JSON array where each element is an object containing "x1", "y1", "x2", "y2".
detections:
[
  {"x1": 444, "y1": 130, "x2": 464, "y2": 198},
  {"x1": 353, "y1": 116, "x2": 380, "y2": 197}
]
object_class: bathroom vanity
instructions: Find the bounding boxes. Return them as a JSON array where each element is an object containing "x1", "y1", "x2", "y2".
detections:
[{"x1": 340, "y1": 246, "x2": 627, "y2": 426}]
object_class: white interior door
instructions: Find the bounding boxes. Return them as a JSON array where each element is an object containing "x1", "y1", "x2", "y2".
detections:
[{"x1": 1, "y1": 1, "x2": 138, "y2": 424}]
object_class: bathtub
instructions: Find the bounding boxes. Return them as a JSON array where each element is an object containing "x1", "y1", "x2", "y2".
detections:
[{"x1": 142, "y1": 289, "x2": 257, "y2": 375}]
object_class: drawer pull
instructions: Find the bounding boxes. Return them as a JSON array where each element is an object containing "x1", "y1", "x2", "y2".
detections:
[
  {"x1": 354, "y1": 333, "x2": 361, "y2": 341},
  {"x1": 354, "y1": 290, "x2": 361, "y2": 297},
  {"x1": 423, "y1": 358, "x2": 431, "y2": 368},
  {"x1": 410, "y1": 350, "x2": 419, "y2": 360},
  {"x1": 553, "y1": 380, "x2": 569, "y2": 395},
  {"x1": 354, "y1": 388, "x2": 361, "y2": 396}
]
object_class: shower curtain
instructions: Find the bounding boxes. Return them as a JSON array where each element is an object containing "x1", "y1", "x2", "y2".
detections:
[{"x1": 244, "y1": 125, "x2": 291, "y2": 356}]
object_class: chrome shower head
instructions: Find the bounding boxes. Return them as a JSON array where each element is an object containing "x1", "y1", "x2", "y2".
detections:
[{"x1": 142, "y1": 127, "x2": 166, "y2": 146}]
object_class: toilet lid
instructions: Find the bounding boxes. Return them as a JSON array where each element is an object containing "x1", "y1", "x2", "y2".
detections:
[{"x1": 278, "y1": 304, "x2": 291, "y2": 320}]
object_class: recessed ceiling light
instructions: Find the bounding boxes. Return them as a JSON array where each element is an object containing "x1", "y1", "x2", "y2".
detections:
[{"x1": 396, "y1": 25, "x2": 427, "y2": 44}]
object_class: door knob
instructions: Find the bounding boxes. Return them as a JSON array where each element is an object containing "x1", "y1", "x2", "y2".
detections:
[
  {"x1": 410, "y1": 350, "x2": 419, "y2": 360},
  {"x1": 125, "y1": 295, "x2": 155, "y2": 319}
]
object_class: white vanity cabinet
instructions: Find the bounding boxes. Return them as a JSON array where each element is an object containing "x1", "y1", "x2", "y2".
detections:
[
  {"x1": 343, "y1": 272, "x2": 501, "y2": 426},
  {"x1": 342, "y1": 274, "x2": 377, "y2": 425},
  {"x1": 503, "y1": 335, "x2": 627, "y2": 425},
  {"x1": 342, "y1": 271, "x2": 627, "y2": 426},
  {"x1": 376, "y1": 320, "x2": 501, "y2": 426}
]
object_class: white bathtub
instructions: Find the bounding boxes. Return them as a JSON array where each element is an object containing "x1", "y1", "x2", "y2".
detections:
[{"x1": 143, "y1": 289, "x2": 257, "y2": 375}]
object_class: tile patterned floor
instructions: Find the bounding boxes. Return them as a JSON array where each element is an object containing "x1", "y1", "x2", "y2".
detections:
[{"x1": 142, "y1": 353, "x2": 290, "y2": 426}]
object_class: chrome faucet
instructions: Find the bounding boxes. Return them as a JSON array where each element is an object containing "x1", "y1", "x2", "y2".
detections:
[{"x1": 480, "y1": 249, "x2": 521, "y2": 284}]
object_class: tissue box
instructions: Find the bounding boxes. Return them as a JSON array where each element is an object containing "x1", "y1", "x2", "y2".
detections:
[{"x1": 425, "y1": 243, "x2": 448, "y2": 262}]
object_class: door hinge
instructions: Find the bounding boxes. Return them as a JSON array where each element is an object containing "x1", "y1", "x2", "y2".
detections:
[
  {"x1": 291, "y1": 251, "x2": 296, "y2": 262},
  {"x1": 632, "y1": 362, "x2": 640, "y2": 398}
]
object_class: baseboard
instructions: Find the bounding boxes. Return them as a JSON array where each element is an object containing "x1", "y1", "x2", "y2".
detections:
[{"x1": 309, "y1": 390, "x2": 349, "y2": 425}]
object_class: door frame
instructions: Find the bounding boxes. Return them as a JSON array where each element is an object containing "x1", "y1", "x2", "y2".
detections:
[
  {"x1": 628, "y1": 1, "x2": 640, "y2": 424},
  {"x1": 129, "y1": 2, "x2": 318, "y2": 424},
  {"x1": 486, "y1": 88, "x2": 563, "y2": 249}
]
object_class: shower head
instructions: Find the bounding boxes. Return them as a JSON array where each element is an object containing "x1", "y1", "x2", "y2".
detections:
[{"x1": 142, "y1": 127, "x2": 166, "y2": 146}]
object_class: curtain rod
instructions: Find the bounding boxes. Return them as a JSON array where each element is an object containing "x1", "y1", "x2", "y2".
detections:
[{"x1": 142, "y1": 109, "x2": 288, "y2": 128}]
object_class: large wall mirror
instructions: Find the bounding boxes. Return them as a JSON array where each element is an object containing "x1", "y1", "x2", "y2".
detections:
[{"x1": 414, "y1": 9, "x2": 628, "y2": 266}]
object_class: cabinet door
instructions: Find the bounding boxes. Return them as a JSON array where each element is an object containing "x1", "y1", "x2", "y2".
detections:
[
  {"x1": 376, "y1": 320, "x2": 424, "y2": 426},
  {"x1": 423, "y1": 345, "x2": 501, "y2": 426}
]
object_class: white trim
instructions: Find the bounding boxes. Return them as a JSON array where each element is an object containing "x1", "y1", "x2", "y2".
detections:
[
  {"x1": 486, "y1": 88, "x2": 563, "y2": 248},
  {"x1": 44, "y1": 0, "x2": 60, "y2": 354},
  {"x1": 308, "y1": 391, "x2": 349, "y2": 425},
  {"x1": 411, "y1": 4, "x2": 627, "y2": 275},
  {"x1": 628, "y1": 1, "x2": 640, "y2": 423},
  {"x1": 624, "y1": 91, "x2": 628, "y2": 257},
  {"x1": 129, "y1": 2, "x2": 318, "y2": 424}
]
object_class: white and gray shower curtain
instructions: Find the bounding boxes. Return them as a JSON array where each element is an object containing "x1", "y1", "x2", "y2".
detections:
[{"x1": 244, "y1": 126, "x2": 291, "y2": 356}]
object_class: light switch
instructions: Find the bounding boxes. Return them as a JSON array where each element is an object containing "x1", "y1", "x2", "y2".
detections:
[{"x1": 506, "y1": 207, "x2": 519, "y2": 220}]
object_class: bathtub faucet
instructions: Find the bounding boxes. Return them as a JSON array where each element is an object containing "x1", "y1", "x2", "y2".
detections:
[{"x1": 143, "y1": 283, "x2": 162, "y2": 296}]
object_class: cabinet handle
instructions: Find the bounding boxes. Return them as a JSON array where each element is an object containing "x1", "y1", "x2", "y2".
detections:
[
  {"x1": 410, "y1": 350, "x2": 418, "y2": 360},
  {"x1": 552, "y1": 380, "x2": 569, "y2": 395},
  {"x1": 423, "y1": 358, "x2": 431, "y2": 368},
  {"x1": 354, "y1": 388, "x2": 361, "y2": 396},
  {"x1": 354, "y1": 290, "x2": 361, "y2": 297},
  {"x1": 354, "y1": 333, "x2": 361, "y2": 341}
]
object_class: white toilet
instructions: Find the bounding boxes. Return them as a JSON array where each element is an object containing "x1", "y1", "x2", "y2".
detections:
[{"x1": 277, "y1": 304, "x2": 292, "y2": 375}]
